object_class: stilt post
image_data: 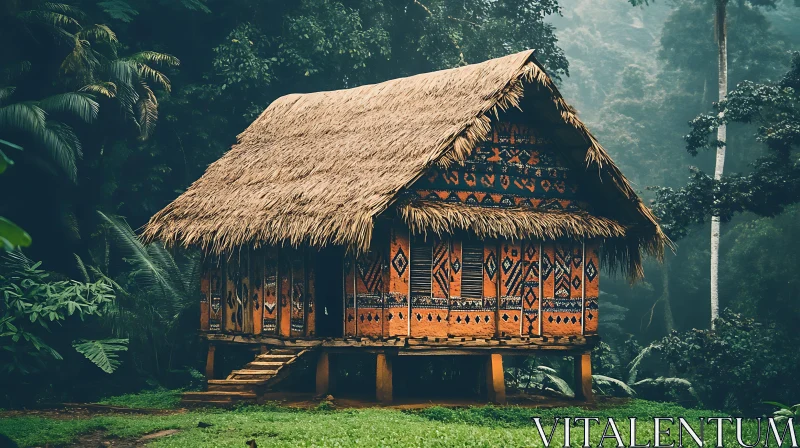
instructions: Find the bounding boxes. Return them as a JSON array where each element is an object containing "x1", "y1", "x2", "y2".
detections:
[
  {"x1": 205, "y1": 343, "x2": 216, "y2": 380},
  {"x1": 316, "y1": 351, "x2": 331, "y2": 396},
  {"x1": 376, "y1": 352, "x2": 393, "y2": 404},
  {"x1": 485, "y1": 353, "x2": 506, "y2": 404},
  {"x1": 574, "y1": 352, "x2": 594, "y2": 401}
]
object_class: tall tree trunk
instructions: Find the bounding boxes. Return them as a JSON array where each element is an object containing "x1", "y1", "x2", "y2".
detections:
[
  {"x1": 661, "y1": 254, "x2": 675, "y2": 333},
  {"x1": 710, "y1": 0, "x2": 728, "y2": 330}
]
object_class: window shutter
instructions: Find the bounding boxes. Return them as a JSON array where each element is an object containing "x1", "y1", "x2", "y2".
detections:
[
  {"x1": 410, "y1": 239, "x2": 432, "y2": 298},
  {"x1": 461, "y1": 241, "x2": 483, "y2": 299}
]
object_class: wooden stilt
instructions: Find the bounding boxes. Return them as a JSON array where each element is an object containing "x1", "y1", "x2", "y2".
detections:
[
  {"x1": 260, "y1": 344, "x2": 268, "y2": 354},
  {"x1": 574, "y1": 352, "x2": 594, "y2": 401},
  {"x1": 485, "y1": 353, "x2": 506, "y2": 404},
  {"x1": 376, "y1": 352, "x2": 393, "y2": 404},
  {"x1": 316, "y1": 352, "x2": 330, "y2": 395},
  {"x1": 205, "y1": 343, "x2": 216, "y2": 380}
]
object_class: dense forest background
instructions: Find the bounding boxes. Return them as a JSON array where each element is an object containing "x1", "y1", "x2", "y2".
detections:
[{"x1": 1, "y1": 0, "x2": 799, "y2": 416}]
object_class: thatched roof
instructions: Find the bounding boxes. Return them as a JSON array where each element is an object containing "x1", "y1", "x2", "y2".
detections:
[{"x1": 143, "y1": 49, "x2": 668, "y2": 280}]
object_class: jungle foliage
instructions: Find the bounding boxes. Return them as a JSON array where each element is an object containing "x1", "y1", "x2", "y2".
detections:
[{"x1": 1, "y1": 0, "x2": 800, "y2": 413}]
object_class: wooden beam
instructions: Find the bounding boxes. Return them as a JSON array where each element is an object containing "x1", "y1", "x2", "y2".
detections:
[
  {"x1": 205, "y1": 343, "x2": 216, "y2": 380},
  {"x1": 485, "y1": 353, "x2": 506, "y2": 404},
  {"x1": 316, "y1": 352, "x2": 330, "y2": 396},
  {"x1": 376, "y1": 352, "x2": 393, "y2": 404},
  {"x1": 574, "y1": 352, "x2": 594, "y2": 402}
]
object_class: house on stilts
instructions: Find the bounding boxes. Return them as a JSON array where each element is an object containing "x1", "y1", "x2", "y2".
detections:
[{"x1": 143, "y1": 49, "x2": 667, "y2": 406}]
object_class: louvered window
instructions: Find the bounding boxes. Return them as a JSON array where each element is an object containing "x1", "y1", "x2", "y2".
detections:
[
  {"x1": 410, "y1": 239, "x2": 432, "y2": 298},
  {"x1": 461, "y1": 241, "x2": 483, "y2": 299}
]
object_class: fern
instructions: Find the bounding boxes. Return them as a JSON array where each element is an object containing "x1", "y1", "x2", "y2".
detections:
[
  {"x1": 98, "y1": 0, "x2": 139, "y2": 22},
  {"x1": 73, "y1": 338, "x2": 128, "y2": 373},
  {"x1": 634, "y1": 376, "x2": 700, "y2": 403},
  {"x1": 77, "y1": 24, "x2": 118, "y2": 44},
  {"x1": 627, "y1": 342, "x2": 660, "y2": 383},
  {"x1": 592, "y1": 374, "x2": 636, "y2": 397}
]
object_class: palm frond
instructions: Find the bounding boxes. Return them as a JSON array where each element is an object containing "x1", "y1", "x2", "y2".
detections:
[
  {"x1": 74, "y1": 253, "x2": 91, "y2": 282},
  {"x1": 17, "y1": 10, "x2": 81, "y2": 30},
  {"x1": 627, "y1": 343, "x2": 659, "y2": 384},
  {"x1": 136, "y1": 82, "x2": 158, "y2": 139},
  {"x1": 128, "y1": 51, "x2": 180, "y2": 67},
  {"x1": 72, "y1": 338, "x2": 128, "y2": 373},
  {"x1": 60, "y1": 36, "x2": 99, "y2": 83},
  {"x1": 39, "y1": 93, "x2": 99, "y2": 123},
  {"x1": 538, "y1": 367, "x2": 574, "y2": 397},
  {"x1": 41, "y1": 121, "x2": 81, "y2": 181},
  {"x1": 0, "y1": 102, "x2": 47, "y2": 134},
  {"x1": 77, "y1": 24, "x2": 118, "y2": 44},
  {"x1": 133, "y1": 62, "x2": 172, "y2": 92},
  {"x1": 79, "y1": 82, "x2": 117, "y2": 98},
  {"x1": 41, "y1": 3, "x2": 87, "y2": 20},
  {"x1": 97, "y1": 211, "x2": 180, "y2": 300},
  {"x1": 592, "y1": 374, "x2": 637, "y2": 397}
]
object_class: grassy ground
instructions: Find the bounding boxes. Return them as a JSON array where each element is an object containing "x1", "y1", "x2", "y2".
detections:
[{"x1": 0, "y1": 394, "x2": 787, "y2": 447}]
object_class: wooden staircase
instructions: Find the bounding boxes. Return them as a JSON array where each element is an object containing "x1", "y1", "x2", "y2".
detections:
[{"x1": 181, "y1": 348, "x2": 309, "y2": 406}]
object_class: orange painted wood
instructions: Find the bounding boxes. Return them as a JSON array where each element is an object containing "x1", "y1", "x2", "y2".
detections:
[
  {"x1": 262, "y1": 249, "x2": 279, "y2": 334},
  {"x1": 290, "y1": 249, "x2": 306, "y2": 337},
  {"x1": 584, "y1": 241, "x2": 600, "y2": 335},
  {"x1": 521, "y1": 240, "x2": 540, "y2": 336},
  {"x1": 356, "y1": 248, "x2": 385, "y2": 338},
  {"x1": 574, "y1": 352, "x2": 594, "y2": 401},
  {"x1": 223, "y1": 255, "x2": 242, "y2": 333},
  {"x1": 251, "y1": 248, "x2": 264, "y2": 336},
  {"x1": 205, "y1": 344, "x2": 216, "y2": 380},
  {"x1": 241, "y1": 249, "x2": 253, "y2": 334},
  {"x1": 498, "y1": 240, "x2": 522, "y2": 337},
  {"x1": 376, "y1": 353, "x2": 393, "y2": 404},
  {"x1": 387, "y1": 225, "x2": 410, "y2": 337},
  {"x1": 485, "y1": 353, "x2": 506, "y2": 404},
  {"x1": 279, "y1": 249, "x2": 292, "y2": 337}
]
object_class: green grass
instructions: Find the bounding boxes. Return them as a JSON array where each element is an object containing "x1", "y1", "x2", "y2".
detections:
[
  {"x1": 95, "y1": 388, "x2": 183, "y2": 410},
  {"x1": 0, "y1": 398, "x2": 791, "y2": 447}
]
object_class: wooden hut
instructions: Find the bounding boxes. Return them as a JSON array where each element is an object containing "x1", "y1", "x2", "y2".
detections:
[{"x1": 143, "y1": 49, "x2": 666, "y2": 405}]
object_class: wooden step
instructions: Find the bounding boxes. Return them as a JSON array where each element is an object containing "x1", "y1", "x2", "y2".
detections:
[
  {"x1": 207, "y1": 380, "x2": 265, "y2": 393},
  {"x1": 229, "y1": 369, "x2": 278, "y2": 380},
  {"x1": 208, "y1": 379, "x2": 267, "y2": 385},
  {"x1": 268, "y1": 349, "x2": 300, "y2": 355},
  {"x1": 246, "y1": 361, "x2": 285, "y2": 369},
  {"x1": 257, "y1": 354, "x2": 295, "y2": 362}
]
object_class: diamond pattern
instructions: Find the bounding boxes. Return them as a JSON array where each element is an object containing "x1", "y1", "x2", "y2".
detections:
[
  {"x1": 392, "y1": 247, "x2": 408, "y2": 276},
  {"x1": 484, "y1": 251, "x2": 498, "y2": 280},
  {"x1": 585, "y1": 260, "x2": 598, "y2": 282}
]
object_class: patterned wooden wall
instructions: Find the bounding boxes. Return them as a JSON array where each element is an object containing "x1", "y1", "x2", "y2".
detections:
[
  {"x1": 199, "y1": 247, "x2": 315, "y2": 337},
  {"x1": 407, "y1": 122, "x2": 586, "y2": 212}
]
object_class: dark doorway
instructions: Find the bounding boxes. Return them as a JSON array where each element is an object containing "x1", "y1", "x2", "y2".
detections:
[{"x1": 315, "y1": 246, "x2": 344, "y2": 337}]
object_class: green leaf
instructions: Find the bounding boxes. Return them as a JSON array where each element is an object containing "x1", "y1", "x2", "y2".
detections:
[
  {"x1": 0, "y1": 217, "x2": 32, "y2": 249},
  {"x1": 72, "y1": 338, "x2": 128, "y2": 373}
]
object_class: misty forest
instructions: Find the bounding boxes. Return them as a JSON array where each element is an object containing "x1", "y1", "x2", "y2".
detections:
[{"x1": 1, "y1": 0, "x2": 799, "y2": 446}]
